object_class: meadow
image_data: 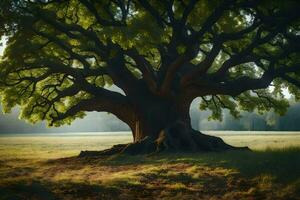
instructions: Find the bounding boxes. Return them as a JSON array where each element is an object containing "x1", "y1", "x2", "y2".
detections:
[{"x1": 0, "y1": 131, "x2": 299, "y2": 200}]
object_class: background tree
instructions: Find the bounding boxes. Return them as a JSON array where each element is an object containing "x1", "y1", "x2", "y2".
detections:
[{"x1": 0, "y1": 0, "x2": 299, "y2": 154}]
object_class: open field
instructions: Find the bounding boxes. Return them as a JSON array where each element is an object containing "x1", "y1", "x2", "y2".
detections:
[{"x1": 0, "y1": 131, "x2": 300, "y2": 200}]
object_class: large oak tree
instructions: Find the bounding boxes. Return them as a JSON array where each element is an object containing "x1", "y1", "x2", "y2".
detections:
[{"x1": 0, "y1": 0, "x2": 300, "y2": 154}]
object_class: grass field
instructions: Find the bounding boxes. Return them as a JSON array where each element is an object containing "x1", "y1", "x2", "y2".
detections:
[{"x1": 0, "y1": 131, "x2": 299, "y2": 200}]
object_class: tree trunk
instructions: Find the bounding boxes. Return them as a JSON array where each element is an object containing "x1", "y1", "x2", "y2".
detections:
[
  {"x1": 79, "y1": 97, "x2": 249, "y2": 157},
  {"x1": 127, "y1": 113, "x2": 239, "y2": 154}
]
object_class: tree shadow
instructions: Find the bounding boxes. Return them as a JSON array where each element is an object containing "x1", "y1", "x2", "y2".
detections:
[
  {"x1": 164, "y1": 148, "x2": 300, "y2": 184},
  {"x1": 49, "y1": 147, "x2": 300, "y2": 183},
  {"x1": 0, "y1": 166, "x2": 35, "y2": 179},
  {"x1": 3, "y1": 148, "x2": 298, "y2": 199},
  {"x1": 44, "y1": 147, "x2": 300, "y2": 184},
  {"x1": 0, "y1": 178, "x2": 130, "y2": 200},
  {"x1": 0, "y1": 180, "x2": 57, "y2": 200}
]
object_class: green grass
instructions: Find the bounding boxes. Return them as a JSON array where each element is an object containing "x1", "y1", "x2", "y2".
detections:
[{"x1": 0, "y1": 132, "x2": 299, "y2": 199}]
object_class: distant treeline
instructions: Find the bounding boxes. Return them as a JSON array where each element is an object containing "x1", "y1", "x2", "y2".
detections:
[
  {"x1": 0, "y1": 108, "x2": 130, "y2": 133},
  {"x1": 191, "y1": 102, "x2": 300, "y2": 131}
]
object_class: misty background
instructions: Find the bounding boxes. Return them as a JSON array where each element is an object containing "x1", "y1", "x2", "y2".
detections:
[{"x1": 1, "y1": 98, "x2": 300, "y2": 134}]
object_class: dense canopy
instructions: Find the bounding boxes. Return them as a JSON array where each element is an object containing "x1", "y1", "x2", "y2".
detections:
[{"x1": 0, "y1": 0, "x2": 299, "y2": 138}]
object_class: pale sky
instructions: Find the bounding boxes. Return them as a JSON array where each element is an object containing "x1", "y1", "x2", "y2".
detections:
[{"x1": 0, "y1": 36, "x2": 6, "y2": 56}]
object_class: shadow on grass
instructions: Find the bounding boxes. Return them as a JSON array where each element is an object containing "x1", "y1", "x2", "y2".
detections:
[
  {"x1": 0, "y1": 179, "x2": 124, "y2": 200},
  {"x1": 0, "y1": 180, "x2": 56, "y2": 200},
  {"x1": 0, "y1": 175, "x2": 166, "y2": 200},
  {"x1": 4, "y1": 147, "x2": 298, "y2": 199},
  {"x1": 88, "y1": 147, "x2": 300, "y2": 184},
  {"x1": 45, "y1": 147, "x2": 300, "y2": 184}
]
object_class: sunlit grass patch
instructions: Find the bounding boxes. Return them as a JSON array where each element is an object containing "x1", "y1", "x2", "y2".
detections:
[
  {"x1": 0, "y1": 134, "x2": 299, "y2": 199},
  {"x1": 185, "y1": 165, "x2": 237, "y2": 180},
  {"x1": 166, "y1": 182, "x2": 188, "y2": 190}
]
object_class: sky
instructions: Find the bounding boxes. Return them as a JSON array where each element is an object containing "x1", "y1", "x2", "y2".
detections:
[{"x1": 0, "y1": 37, "x2": 5, "y2": 55}]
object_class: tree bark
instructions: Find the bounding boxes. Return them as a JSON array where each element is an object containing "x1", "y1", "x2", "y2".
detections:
[
  {"x1": 128, "y1": 104, "x2": 238, "y2": 153},
  {"x1": 79, "y1": 97, "x2": 249, "y2": 157}
]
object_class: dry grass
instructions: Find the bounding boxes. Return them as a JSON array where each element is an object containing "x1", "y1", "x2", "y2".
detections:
[{"x1": 0, "y1": 132, "x2": 299, "y2": 200}]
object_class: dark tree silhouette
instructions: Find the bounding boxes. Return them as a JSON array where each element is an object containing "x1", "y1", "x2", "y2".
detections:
[{"x1": 0, "y1": 0, "x2": 299, "y2": 155}]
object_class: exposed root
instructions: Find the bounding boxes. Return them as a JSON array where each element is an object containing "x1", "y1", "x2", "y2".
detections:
[
  {"x1": 154, "y1": 121, "x2": 249, "y2": 152},
  {"x1": 79, "y1": 144, "x2": 128, "y2": 157},
  {"x1": 79, "y1": 121, "x2": 250, "y2": 158}
]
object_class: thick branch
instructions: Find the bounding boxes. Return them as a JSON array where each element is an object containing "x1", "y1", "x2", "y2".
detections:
[
  {"x1": 180, "y1": 38, "x2": 223, "y2": 86},
  {"x1": 79, "y1": 0, "x2": 125, "y2": 26},
  {"x1": 181, "y1": 22, "x2": 262, "y2": 86},
  {"x1": 51, "y1": 90, "x2": 135, "y2": 130},
  {"x1": 190, "y1": 0, "x2": 233, "y2": 43},
  {"x1": 125, "y1": 49, "x2": 158, "y2": 93},
  {"x1": 137, "y1": 0, "x2": 168, "y2": 27},
  {"x1": 160, "y1": 55, "x2": 187, "y2": 96}
]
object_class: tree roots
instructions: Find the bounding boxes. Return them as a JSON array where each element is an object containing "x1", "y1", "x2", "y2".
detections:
[{"x1": 79, "y1": 121, "x2": 249, "y2": 158}]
